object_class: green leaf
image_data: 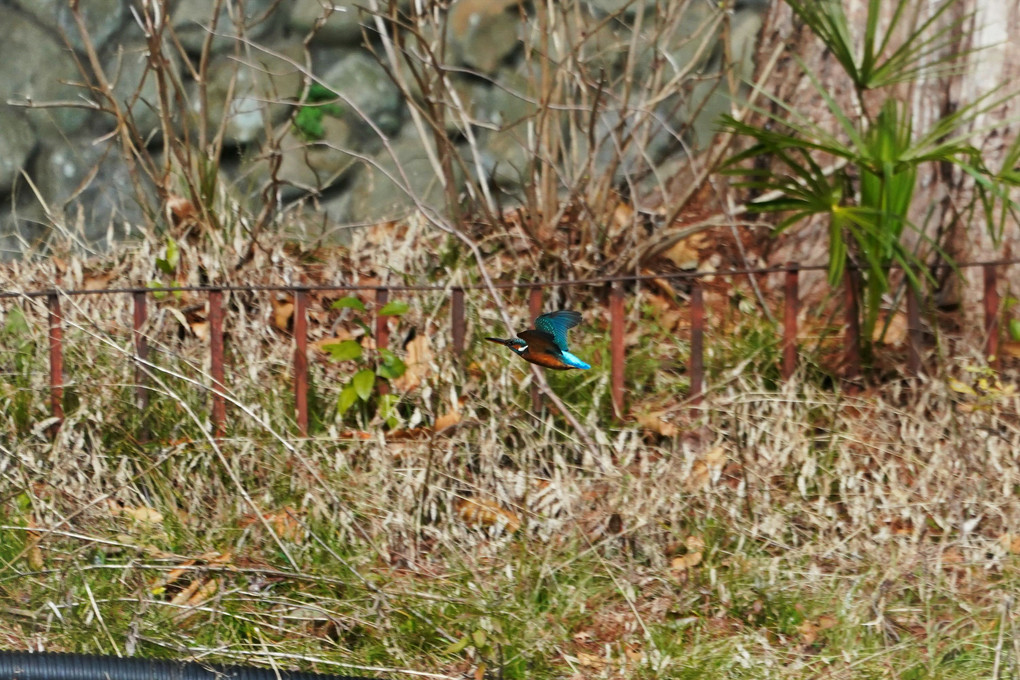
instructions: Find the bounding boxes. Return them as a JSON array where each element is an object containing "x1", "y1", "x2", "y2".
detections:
[
  {"x1": 354, "y1": 319, "x2": 373, "y2": 337},
  {"x1": 352, "y1": 369, "x2": 375, "y2": 400},
  {"x1": 377, "y1": 348, "x2": 407, "y2": 380},
  {"x1": 293, "y1": 107, "x2": 325, "y2": 141},
  {"x1": 147, "y1": 280, "x2": 168, "y2": 300},
  {"x1": 165, "y1": 237, "x2": 180, "y2": 269},
  {"x1": 4, "y1": 306, "x2": 28, "y2": 336},
  {"x1": 332, "y1": 296, "x2": 366, "y2": 311},
  {"x1": 378, "y1": 301, "x2": 410, "y2": 316},
  {"x1": 337, "y1": 384, "x2": 359, "y2": 415},
  {"x1": 156, "y1": 237, "x2": 180, "y2": 274},
  {"x1": 377, "y1": 393, "x2": 400, "y2": 422},
  {"x1": 324, "y1": 339, "x2": 362, "y2": 362},
  {"x1": 306, "y1": 82, "x2": 336, "y2": 103},
  {"x1": 305, "y1": 83, "x2": 344, "y2": 116},
  {"x1": 444, "y1": 635, "x2": 471, "y2": 655},
  {"x1": 472, "y1": 629, "x2": 487, "y2": 648},
  {"x1": 293, "y1": 84, "x2": 345, "y2": 141},
  {"x1": 1009, "y1": 318, "x2": 1020, "y2": 343}
]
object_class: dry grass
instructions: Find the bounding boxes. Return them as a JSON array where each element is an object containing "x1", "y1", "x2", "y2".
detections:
[{"x1": 3, "y1": 224, "x2": 1020, "y2": 680}]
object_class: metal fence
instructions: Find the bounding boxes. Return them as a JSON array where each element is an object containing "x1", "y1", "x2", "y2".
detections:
[{"x1": 2, "y1": 257, "x2": 1017, "y2": 438}]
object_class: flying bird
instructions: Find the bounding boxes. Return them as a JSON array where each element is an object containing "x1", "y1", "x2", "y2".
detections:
[{"x1": 485, "y1": 310, "x2": 591, "y2": 370}]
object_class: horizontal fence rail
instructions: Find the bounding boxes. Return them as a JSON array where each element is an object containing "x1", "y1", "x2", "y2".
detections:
[{"x1": 1, "y1": 259, "x2": 1014, "y2": 437}]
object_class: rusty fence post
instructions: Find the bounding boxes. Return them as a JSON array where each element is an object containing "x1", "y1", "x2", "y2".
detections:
[
  {"x1": 133, "y1": 291, "x2": 149, "y2": 411},
  {"x1": 451, "y1": 287, "x2": 465, "y2": 356},
  {"x1": 294, "y1": 289, "x2": 309, "y2": 437},
  {"x1": 689, "y1": 280, "x2": 704, "y2": 404},
  {"x1": 610, "y1": 281, "x2": 625, "y2": 419},
  {"x1": 209, "y1": 289, "x2": 226, "y2": 438},
  {"x1": 843, "y1": 268, "x2": 861, "y2": 391},
  {"x1": 529, "y1": 286, "x2": 543, "y2": 413},
  {"x1": 376, "y1": 288, "x2": 390, "y2": 396},
  {"x1": 782, "y1": 263, "x2": 799, "y2": 381},
  {"x1": 906, "y1": 286, "x2": 922, "y2": 377},
  {"x1": 984, "y1": 263, "x2": 1000, "y2": 369},
  {"x1": 47, "y1": 293, "x2": 64, "y2": 426}
]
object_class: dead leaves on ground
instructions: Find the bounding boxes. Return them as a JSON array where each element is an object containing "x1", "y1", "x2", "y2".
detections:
[
  {"x1": 635, "y1": 411, "x2": 678, "y2": 438},
  {"x1": 393, "y1": 333, "x2": 432, "y2": 392},
  {"x1": 796, "y1": 614, "x2": 838, "y2": 646},
  {"x1": 669, "y1": 535, "x2": 705, "y2": 576},
  {"x1": 271, "y1": 295, "x2": 295, "y2": 332},
  {"x1": 661, "y1": 229, "x2": 713, "y2": 270},
  {"x1": 570, "y1": 643, "x2": 644, "y2": 673},
  {"x1": 104, "y1": 499, "x2": 235, "y2": 620},
  {"x1": 455, "y1": 496, "x2": 521, "y2": 534},
  {"x1": 150, "y1": 551, "x2": 232, "y2": 621},
  {"x1": 998, "y1": 533, "x2": 1020, "y2": 554},
  {"x1": 240, "y1": 506, "x2": 306, "y2": 542},
  {"x1": 948, "y1": 372, "x2": 1017, "y2": 412},
  {"x1": 109, "y1": 501, "x2": 164, "y2": 525},
  {"x1": 684, "y1": 446, "x2": 728, "y2": 492},
  {"x1": 872, "y1": 310, "x2": 908, "y2": 347},
  {"x1": 343, "y1": 409, "x2": 463, "y2": 444}
]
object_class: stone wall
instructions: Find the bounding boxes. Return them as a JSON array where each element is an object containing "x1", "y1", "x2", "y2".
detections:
[{"x1": 0, "y1": 0, "x2": 766, "y2": 259}]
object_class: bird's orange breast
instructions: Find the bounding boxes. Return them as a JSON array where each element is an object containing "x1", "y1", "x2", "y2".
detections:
[{"x1": 523, "y1": 350, "x2": 573, "y2": 370}]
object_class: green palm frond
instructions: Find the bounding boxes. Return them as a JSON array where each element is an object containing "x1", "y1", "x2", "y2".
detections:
[
  {"x1": 722, "y1": 0, "x2": 1016, "y2": 355},
  {"x1": 786, "y1": 0, "x2": 976, "y2": 91}
]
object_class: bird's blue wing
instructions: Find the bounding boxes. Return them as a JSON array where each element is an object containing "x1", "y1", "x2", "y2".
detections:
[{"x1": 534, "y1": 311, "x2": 582, "y2": 352}]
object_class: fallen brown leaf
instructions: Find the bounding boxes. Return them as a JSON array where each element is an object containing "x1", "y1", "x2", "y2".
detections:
[
  {"x1": 169, "y1": 578, "x2": 203, "y2": 606},
  {"x1": 797, "y1": 614, "x2": 837, "y2": 645},
  {"x1": 125, "y1": 506, "x2": 164, "y2": 524},
  {"x1": 190, "y1": 320, "x2": 209, "y2": 341},
  {"x1": 434, "y1": 410, "x2": 462, "y2": 432},
  {"x1": 576, "y1": 651, "x2": 604, "y2": 669},
  {"x1": 797, "y1": 620, "x2": 819, "y2": 645},
  {"x1": 636, "y1": 411, "x2": 678, "y2": 437},
  {"x1": 686, "y1": 534, "x2": 706, "y2": 551},
  {"x1": 83, "y1": 271, "x2": 114, "y2": 291},
  {"x1": 998, "y1": 533, "x2": 1020, "y2": 554},
  {"x1": 670, "y1": 551, "x2": 702, "y2": 572},
  {"x1": 313, "y1": 332, "x2": 354, "y2": 354},
  {"x1": 167, "y1": 194, "x2": 197, "y2": 223},
  {"x1": 184, "y1": 577, "x2": 219, "y2": 608},
  {"x1": 455, "y1": 497, "x2": 521, "y2": 533},
  {"x1": 240, "y1": 507, "x2": 305, "y2": 542},
  {"x1": 663, "y1": 239, "x2": 700, "y2": 269},
  {"x1": 158, "y1": 562, "x2": 196, "y2": 591},
  {"x1": 393, "y1": 334, "x2": 432, "y2": 391},
  {"x1": 271, "y1": 295, "x2": 295, "y2": 332},
  {"x1": 817, "y1": 614, "x2": 838, "y2": 629},
  {"x1": 873, "y1": 310, "x2": 907, "y2": 347},
  {"x1": 684, "y1": 446, "x2": 727, "y2": 492},
  {"x1": 25, "y1": 524, "x2": 44, "y2": 571}
]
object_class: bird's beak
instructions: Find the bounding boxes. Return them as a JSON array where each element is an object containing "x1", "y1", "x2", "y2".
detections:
[{"x1": 484, "y1": 337, "x2": 508, "y2": 345}]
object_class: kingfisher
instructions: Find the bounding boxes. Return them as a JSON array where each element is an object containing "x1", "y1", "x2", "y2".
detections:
[{"x1": 486, "y1": 310, "x2": 591, "y2": 370}]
